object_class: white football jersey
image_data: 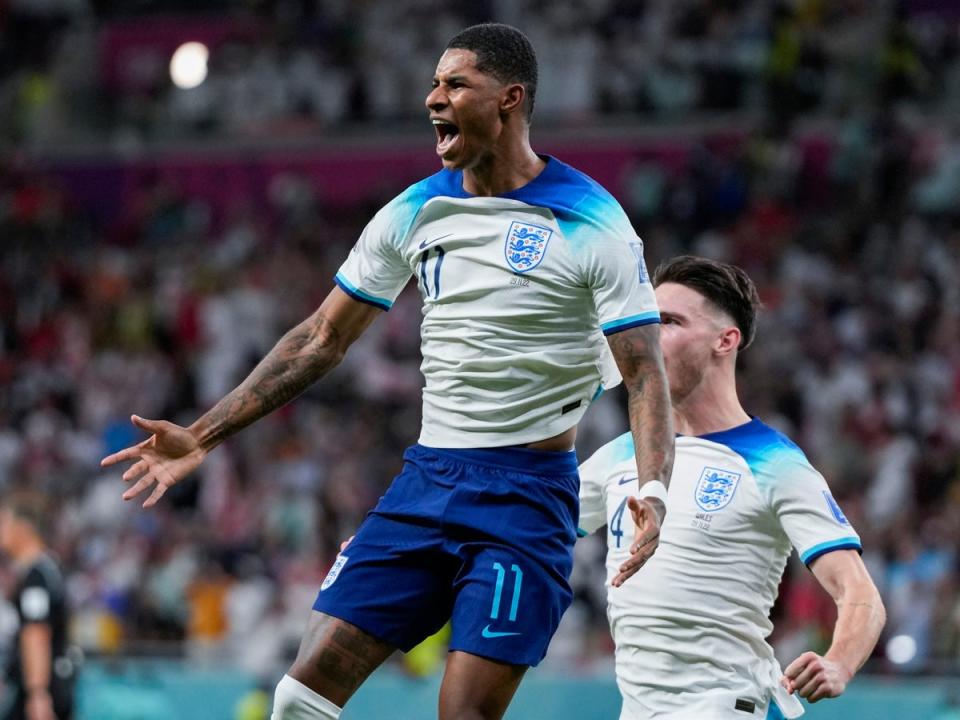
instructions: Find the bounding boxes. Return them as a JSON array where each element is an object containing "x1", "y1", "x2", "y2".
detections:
[
  {"x1": 578, "y1": 419, "x2": 862, "y2": 720},
  {"x1": 336, "y1": 156, "x2": 659, "y2": 448}
]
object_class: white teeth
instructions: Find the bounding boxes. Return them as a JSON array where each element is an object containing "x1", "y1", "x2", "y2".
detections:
[{"x1": 432, "y1": 120, "x2": 453, "y2": 125}]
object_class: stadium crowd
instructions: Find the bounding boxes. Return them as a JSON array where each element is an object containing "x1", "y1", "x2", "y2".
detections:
[
  {"x1": 0, "y1": 0, "x2": 958, "y2": 689},
  {"x1": 1, "y1": 0, "x2": 959, "y2": 144}
]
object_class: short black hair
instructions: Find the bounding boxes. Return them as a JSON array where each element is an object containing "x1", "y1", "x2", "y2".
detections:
[
  {"x1": 653, "y1": 255, "x2": 762, "y2": 350},
  {"x1": 446, "y1": 23, "x2": 538, "y2": 119}
]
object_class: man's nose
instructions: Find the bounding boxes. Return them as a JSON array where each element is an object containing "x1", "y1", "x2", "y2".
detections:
[{"x1": 426, "y1": 86, "x2": 447, "y2": 112}]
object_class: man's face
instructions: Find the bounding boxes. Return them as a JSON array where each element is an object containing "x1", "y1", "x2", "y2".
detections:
[
  {"x1": 0, "y1": 510, "x2": 16, "y2": 554},
  {"x1": 655, "y1": 282, "x2": 728, "y2": 403},
  {"x1": 425, "y1": 49, "x2": 509, "y2": 171}
]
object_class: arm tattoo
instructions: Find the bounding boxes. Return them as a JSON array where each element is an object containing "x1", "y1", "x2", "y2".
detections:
[
  {"x1": 194, "y1": 311, "x2": 344, "y2": 449},
  {"x1": 609, "y1": 325, "x2": 675, "y2": 490}
]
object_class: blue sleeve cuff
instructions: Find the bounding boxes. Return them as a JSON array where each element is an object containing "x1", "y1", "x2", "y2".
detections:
[
  {"x1": 334, "y1": 273, "x2": 392, "y2": 311},
  {"x1": 800, "y1": 537, "x2": 863, "y2": 566},
  {"x1": 601, "y1": 312, "x2": 661, "y2": 336}
]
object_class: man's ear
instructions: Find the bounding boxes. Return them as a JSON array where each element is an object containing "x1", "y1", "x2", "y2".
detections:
[
  {"x1": 714, "y1": 326, "x2": 742, "y2": 357},
  {"x1": 501, "y1": 83, "x2": 526, "y2": 116}
]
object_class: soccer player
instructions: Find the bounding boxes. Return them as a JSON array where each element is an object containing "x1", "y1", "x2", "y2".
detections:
[
  {"x1": 0, "y1": 493, "x2": 77, "y2": 720},
  {"x1": 100, "y1": 23, "x2": 674, "y2": 720},
  {"x1": 578, "y1": 256, "x2": 885, "y2": 719}
]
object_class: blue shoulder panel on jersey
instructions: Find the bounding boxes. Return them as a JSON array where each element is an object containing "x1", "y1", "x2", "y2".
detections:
[
  {"x1": 502, "y1": 157, "x2": 634, "y2": 246},
  {"x1": 697, "y1": 418, "x2": 810, "y2": 484},
  {"x1": 800, "y1": 537, "x2": 863, "y2": 566},
  {"x1": 402, "y1": 157, "x2": 635, "y2": 250},
  {"x1": 391, "y1": 169, "x2": 469, "y2": 245}
]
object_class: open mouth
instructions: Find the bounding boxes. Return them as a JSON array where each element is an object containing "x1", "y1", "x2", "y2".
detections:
[{"x1": 432, "y1": 119, "x2": 460, "y2": 155}]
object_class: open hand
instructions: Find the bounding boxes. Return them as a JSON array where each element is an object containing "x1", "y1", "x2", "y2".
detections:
[
  {"x1": 100, "y1": 415, "x2": 207, "y2": 508},
  {"x1": 781, "y1": 651, "x2": 852, "y2": 702},
  {"x1": 612, "y1": 496, "x2": 663, "y2": 587}
]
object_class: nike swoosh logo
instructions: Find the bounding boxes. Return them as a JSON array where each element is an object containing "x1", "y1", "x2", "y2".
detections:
[
  {"x1": 481, "y1": 624, "x2": 521, "y2": 639},
  {"x1": 618, "y1": 476, "x2": 638, "y2": 486},
  {"x1": 419, "y1": 233, "x2": 453, "y2": 249}
]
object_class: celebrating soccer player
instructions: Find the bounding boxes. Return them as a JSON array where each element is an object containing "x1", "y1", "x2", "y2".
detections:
[
  {"x1": 578, "y1": 256, "x2": 885, "y2": 719},
  {"x1": 101, "y1": 23, "x2": 674, "y2": 720}
]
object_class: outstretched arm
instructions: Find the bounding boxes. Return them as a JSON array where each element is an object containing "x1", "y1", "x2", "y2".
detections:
[
  {"x1": 101, "y1": 286, "x2": 381, "y2": 507},
  {"x1": 782, "y1": 549, "x2": 886, "y2": 702},
  {"x1": 607, "y1": 323, "x2": 674, "y2": 585}
]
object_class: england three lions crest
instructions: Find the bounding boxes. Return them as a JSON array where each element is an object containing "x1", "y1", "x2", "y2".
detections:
[
  {"x1": 504, "y1": 221, "x2": 553, "y2": 273},
  {"x1": 694, "y1": 467, "x2": 741, "y2": 512}
]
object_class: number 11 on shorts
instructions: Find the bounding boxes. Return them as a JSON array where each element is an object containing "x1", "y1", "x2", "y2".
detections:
[{"x1": 490, "y1": 562, "x2": 523, "y2": 621}]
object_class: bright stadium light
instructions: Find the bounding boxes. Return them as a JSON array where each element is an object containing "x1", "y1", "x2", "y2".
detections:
[
  {"x1": 170, "y1": 42, "x2": 209, "y2": 89},
  {"x1": 886, "y1": 634, "x2": 917, "y2": 665}
]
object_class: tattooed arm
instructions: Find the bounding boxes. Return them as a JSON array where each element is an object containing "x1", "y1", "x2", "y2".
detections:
[
  {"x1": 607, "y1": 323, "x2": 674, "y2": 585},
  {"x1": 101, "y1": 287, "x2": 381, "y2": 507}
]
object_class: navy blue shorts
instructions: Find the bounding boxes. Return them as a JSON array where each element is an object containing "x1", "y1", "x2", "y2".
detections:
[{"x1": 313, "y1": 443, "x2": 580, "y2": 667}]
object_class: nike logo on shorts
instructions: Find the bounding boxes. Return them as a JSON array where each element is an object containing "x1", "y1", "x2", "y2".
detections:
[
  {"x1": 618, "y1": 476, "x2": 638, "y2": 485},
  {"x1": 481, "y1": 624, "x2": 521, "y2": 639},
  {"x1": 419, "y1": 233, "x2": 453, "y2": 249}
]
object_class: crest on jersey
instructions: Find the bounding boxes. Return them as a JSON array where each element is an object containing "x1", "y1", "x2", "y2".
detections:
[
  {"x1": 694, "y1": 467, "x2": 741, "y2": 512},
  {"x1": 504, "y1": 221, "x2": 553, "y2": 273},
  {"x1": 320, "y1": 554, "x2": 349, "y2": 591}
]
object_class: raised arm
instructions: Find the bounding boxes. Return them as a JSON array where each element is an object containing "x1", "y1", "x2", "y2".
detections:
[
  {"x1": 101, "y1": 286, "x2": 381, "y2": 507},
  {"x1": 607, "y1": 323, "x2": 674, "y2": 585},
  {"x1": 782, "y1": 549, "x2": 886, "y2": 702}
]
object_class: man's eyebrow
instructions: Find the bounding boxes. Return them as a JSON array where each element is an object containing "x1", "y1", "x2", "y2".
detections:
[{"x1": 434, "y1": 74, "x2": 468, "y2": 84}]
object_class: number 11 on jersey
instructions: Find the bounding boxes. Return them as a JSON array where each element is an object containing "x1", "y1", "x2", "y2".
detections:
[{"x1": 419, "y1": 246, "x2": 446, "y2": 299}]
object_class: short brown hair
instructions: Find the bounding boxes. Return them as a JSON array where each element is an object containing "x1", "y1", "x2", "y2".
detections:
[
  {"x1": 5, "y1": 491, "x2": 50, "y2": 539},
  {"x1": 653, "y1": 255, "x2": 761, "y2": 350}
]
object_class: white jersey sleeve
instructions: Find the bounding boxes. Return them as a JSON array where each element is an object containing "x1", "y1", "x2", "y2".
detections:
[
  {"x1": 572, "y1": 201, "x2": 659, "y2": 336},
  {"x1": 760, "y1": 443, "x2": 862, "y2": 565},
  {"x1": 335, "y1": 189, "x2": 421, "y2": 310}
]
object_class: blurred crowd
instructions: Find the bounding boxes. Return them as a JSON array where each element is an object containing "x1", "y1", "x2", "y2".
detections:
[
  {"x1": 0, "y1": 0, "x2": 959, "y2": 688},
  {"x1": 2, "y1": 0, "x2": 960, "y2": 146}
]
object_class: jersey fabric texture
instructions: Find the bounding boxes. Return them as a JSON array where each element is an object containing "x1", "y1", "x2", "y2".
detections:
[
  {"x1": 578, "y1": 418, "x2": 862, "y2": 720},
  {"x1": 3, "y1": 554, "x2": 75, "y2": 720},
  {"x1": 313, "y1": 444, "x2": 580, "y2": 666},
  {"x1": 335, "y1": 155, "x2": 659, "y2": 448}
]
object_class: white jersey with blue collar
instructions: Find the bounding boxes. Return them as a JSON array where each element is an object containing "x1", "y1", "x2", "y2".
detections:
[
  {"x1": 578, "y1": 418, "x2": 862, "y2": 720},
  {"x1": 336, "y1": 156, "x2": 659, "y2": 448}
]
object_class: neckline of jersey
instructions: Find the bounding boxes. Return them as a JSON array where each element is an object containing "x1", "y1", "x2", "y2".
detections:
[
  {"x1": 678, "y1": 416, "x2": 764, "y2": 442},
  {"x1": 451, "y1": 154, "x2": 563, "y2": 200}
]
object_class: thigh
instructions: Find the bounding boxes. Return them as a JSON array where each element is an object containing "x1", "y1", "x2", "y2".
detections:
[
  {"x1": 313, "y1": 513, "x2": 458, "y2": 651},
  {"x1": 438, "y1": 650, "x2": 526, "y2": 720},
  {"x1": 448, "y1": 542, "x2": 573, "y2": 667},
  {"x1": 288, "y1": 611, "x2": 395, "y2": 709}
]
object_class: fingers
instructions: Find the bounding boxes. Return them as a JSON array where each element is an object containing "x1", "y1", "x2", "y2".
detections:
[
  {"x1": 612, "y1": 529, "x2": 660, "y2": 587},
  {"x1": 783, "y1": 651, "x2": 816, "y2": 680},
  {"x1": 100, "y1": 445, "x2": 145, "y2": 468},
  {"x1": 131, "y1": 415, "x2": 168, "y2": 434},
  {"x1": 122, "y1": 460, "x2": 148, "y2": 483},
  {"x1": 143, "y1": 481, "x2": 170, "y2": 509},
  {"x1": 122, "y1": 475, "x2": 156, "y2": 502}
]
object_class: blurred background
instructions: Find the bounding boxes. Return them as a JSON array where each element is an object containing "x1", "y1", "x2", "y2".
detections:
[{"x1": 2, "y1": 0, "x2": 960, "y2": 718}]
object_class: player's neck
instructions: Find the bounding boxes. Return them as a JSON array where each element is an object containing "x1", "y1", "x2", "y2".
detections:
[
  {"x1": 672, "y1": 370, "x2": 750, "y2": 437},
  {"x1": 462, "y1": 134, "x2": 544, "y2": 196}
]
